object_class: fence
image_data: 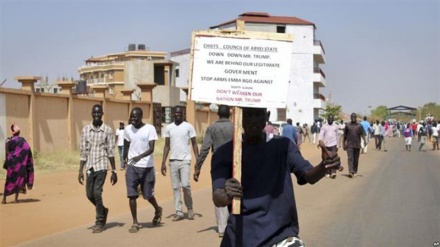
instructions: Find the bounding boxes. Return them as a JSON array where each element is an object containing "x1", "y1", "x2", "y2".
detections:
[{"x1": 0, "y1": 77, "x2": 219, "y2": 159}]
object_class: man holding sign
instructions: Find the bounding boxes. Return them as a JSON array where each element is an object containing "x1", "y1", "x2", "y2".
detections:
[{"x1": 211, "y1": 107, "x2": 341, "y2": 247}]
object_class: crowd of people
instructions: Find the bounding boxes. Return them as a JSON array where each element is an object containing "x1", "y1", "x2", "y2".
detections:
[
  {"x1": 265, "y1": 115, "x2": 440, "y2": 154},
  {"x1": 3, "y1": 104, "x2": 438, "y2": 246}
]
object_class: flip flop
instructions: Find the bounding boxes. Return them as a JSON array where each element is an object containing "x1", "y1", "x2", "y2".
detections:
[
  {"x1": 128, "y1": 224, "x2": 142, "y2": 233},
  {"x1": 152, "y1": 207, "x2": 162, "y2": 226}
]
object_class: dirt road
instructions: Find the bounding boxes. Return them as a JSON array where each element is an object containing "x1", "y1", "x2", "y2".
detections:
[{"x1": 1, "y1": 138, "x2": 439, "y2": 246}]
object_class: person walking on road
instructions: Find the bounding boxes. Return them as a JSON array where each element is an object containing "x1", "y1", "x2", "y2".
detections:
[
  {"x1": 343, "y1": 113, "x2": 367, "y2": 178},
  {"x1": 78, "y1": 104, "x2": 117, "y2": 234},
  {"x1": 311, "y1": 122, "x2": 318, "y2": 144},
  {"x1": 123, "y1": 107, "x2": 163, "y2": 233},
  {"x1": 282, "y1": 119, "x2": 298, "y2": 145},
  {"x1": 318, "y1": 114, "x2": 339, "y2": 178},
  {"x1": 211, "y1": 107, "x2": 342, "y2": 247},
  {"x1": 303, "y1": 123, "x2": 311, "y2": 143},
  {"x1": 115, "y1": 122, "x2": 125, "y2": 170},
  {"x1": 2, "y1": 124, "x2": 34, "y2": 204},
  {"x1": 431, "y1": 122, "x2": 439, "y2": 151},
  {"x1": 403, "y1": 123, "x2": 413, "y2": 151},
  {"x1": 161, "y1": 106, "x2": 199, "y2": 221},
  {"x1": 373, "y1": 120, "x2": 381, "y2": 150},
  {"x1": 360, "y1": 116, "x2": 371, "y2": 154},
  {"x1": 193, "y1": 105, "x2": 233, "y2": 238},
  {"x1": 380, "y1": 121, "x2": 388, "y2": 152},
  {"x1": 418, "y1": 122, "x2": 428, "y2": 152}
]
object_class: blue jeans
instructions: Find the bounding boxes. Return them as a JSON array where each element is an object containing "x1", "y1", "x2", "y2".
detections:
[
  {"x1": 85, "y1": 169, "x2": 107, "y2": 226},
  {"x1": 118, "y1": 146, "x2": 124, "y2": 169}
]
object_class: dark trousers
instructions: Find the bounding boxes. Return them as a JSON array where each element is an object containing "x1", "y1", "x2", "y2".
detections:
[
  {"x1": 325, "y1": 145, "x2": 338, "y2": 175},
  {"x1": 374, "y1": 135, "x2": 381, "y2": 149},
  {"x1": 377, "y1": 135, "x2": 383, "y2": 150},
  {"x1": 86, "y1": 169, "x2": 107, "y2": 226},
  {"x1": 346, "y1": 148, "x2": 360, "y2": 174}
]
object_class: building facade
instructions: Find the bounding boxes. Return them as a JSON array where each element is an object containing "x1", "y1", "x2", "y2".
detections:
[
  {"x1": 77, "y1": 44, "x2": 181, "y2": 108},
  {"x1": 171, "y1": 12, "x2": 326, "y2": 125}
]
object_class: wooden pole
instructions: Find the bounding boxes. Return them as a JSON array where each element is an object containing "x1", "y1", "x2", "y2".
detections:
[
  {"x1": 231, "y1": 19, "x2": 245, "y2": 215},
  {"x1": 232, "y1": 106, "x2": 243, "y2": 214}
]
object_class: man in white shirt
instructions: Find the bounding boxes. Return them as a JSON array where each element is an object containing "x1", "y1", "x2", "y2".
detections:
[
  {"x1": 161, "y1": 106, "x2": 199, "y2": 221},
  {"x1": 123, "y1": 107, "x2": 162, "y2": 233},
  {"x1": 318, "y1": 115, "x2": 340, "y2": 178},
  {"x1": 115, "y1": 122, "x2": 125, "y2": 170}
]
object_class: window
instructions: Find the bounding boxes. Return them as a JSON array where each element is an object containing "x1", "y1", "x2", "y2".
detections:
[
  {"x1": 277, "y1": 26, "x2": 286, "y2": 33},
  {"x1": 175, "y1": 68, "x2": 180, "y2": 78},
  {"x1": 53, "y1": 88, "x2": 58, "y2": 94},
  {"x1": 277, "y1": 108, "x2": 286, "y2": 121}
]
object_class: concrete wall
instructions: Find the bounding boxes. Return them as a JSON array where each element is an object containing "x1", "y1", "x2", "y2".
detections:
[
  {"x1": 125, "y1": 61, "x2": 154, "y2": 90},
  {"x1": 34, "y1": 94, "x2": 69, "y2": 153},
  {"x1": 1, "y1": 79, "x2": 221, "y2": 160},
  {"x1": 0, "y1": 81, "x2": 157, "y2": 158},
  {"x1": 153, "y1": 85, "x2": 181, "y2": 107}
]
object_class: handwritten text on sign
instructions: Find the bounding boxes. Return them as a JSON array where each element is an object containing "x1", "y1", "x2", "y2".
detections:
[{"x1": 191, "y1": 36, "x2": 292, "y2": 108}]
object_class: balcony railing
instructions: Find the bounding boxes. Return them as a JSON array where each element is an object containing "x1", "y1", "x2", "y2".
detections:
[
  {"x1": 314, "y1": 93, "x2": 326, "y2": 101},
  {"x1": 313, "y1": 67, "x2": 326, "y2": 78},
  {"x1": 314, "y1": 40, "x2": 326, "y2": 54},
  {"x1": 86, "y1": 78, "x2": 106, "y2": 84},
  {"x1": 79, "y1": 61, "x2": 125, "y2": 69}
]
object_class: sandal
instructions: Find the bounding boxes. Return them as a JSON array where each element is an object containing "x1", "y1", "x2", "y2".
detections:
[
  {"x1": 152, "y1": 207, "x2": 163, "y2": 226},
  {"x1": 128, "y1": 224, "x2": 142, "y2": 233},
  {"x1": 92, "y1": 225, "x2": 103, "y2": 234}
]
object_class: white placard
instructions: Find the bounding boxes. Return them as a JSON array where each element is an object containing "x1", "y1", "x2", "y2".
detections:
[{"x1": 190, "y1": 35, "x2": 293, "y2": 108}]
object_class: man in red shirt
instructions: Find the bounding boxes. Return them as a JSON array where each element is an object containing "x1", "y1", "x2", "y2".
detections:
[{"x1": 411, "y1": 122, "x2": 418, "y2": 139}]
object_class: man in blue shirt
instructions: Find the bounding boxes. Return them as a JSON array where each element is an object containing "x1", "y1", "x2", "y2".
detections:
[
  {"x1": 360, "y1": 116, "x2": 371, "y2": 154},
  {"x1": 211, "y1": 107, "x2": 341, "y2": 247},
  {"x1": 282, "y1": 118, "x2": 298, "y2": 145}
]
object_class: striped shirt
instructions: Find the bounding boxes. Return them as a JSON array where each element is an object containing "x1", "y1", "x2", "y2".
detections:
[{"x1": 80, "y1": 123, "x2": 115, "y2": 171}]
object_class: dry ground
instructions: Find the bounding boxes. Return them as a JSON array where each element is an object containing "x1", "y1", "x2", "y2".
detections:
[{"x1": 0, "y1": 142, "x2": 326, "y2": 247}]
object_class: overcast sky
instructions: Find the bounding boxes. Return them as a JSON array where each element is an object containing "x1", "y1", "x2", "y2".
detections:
[{"x1": 1, "y1": 0, "x2": 439, "y2": 114}]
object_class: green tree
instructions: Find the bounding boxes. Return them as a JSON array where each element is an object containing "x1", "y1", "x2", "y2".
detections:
[
  {"x1": 370, "y1": 105, "x2": 388, "y2": 121},
  {"x1": 421, "y1": 102, "x2": 440, "y2": 121},
  {"x1": 322, "y1": 104, "x2": 342, "y2": 121}
]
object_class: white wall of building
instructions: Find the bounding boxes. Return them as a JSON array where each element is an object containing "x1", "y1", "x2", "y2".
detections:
[
  {"x1": 268, "y1": 25, "x2": 316, "y2": 126},
  {"x1": 170, "y1": 52, "x2": 191, "y2": 103}
]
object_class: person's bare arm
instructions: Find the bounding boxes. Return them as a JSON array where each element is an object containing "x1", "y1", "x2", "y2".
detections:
[
  {"x1": 132, "y1": 140, "x2": 155, "y2": 163},
  {"x1": 303, "y1": 140, "x2": 341, "y2": 184},
  {"x1": 161, "y1": 137, "x2": 170, "y2": 176},
  {"x1": 190, "y1": 137, "x2": 199, "y2": 161},
  {"x1": 123, "y1": 139, "x2": 130, "y2": 168},
  {"x1": 78, "y1": 160, "x2": 86, "y2": 185}
]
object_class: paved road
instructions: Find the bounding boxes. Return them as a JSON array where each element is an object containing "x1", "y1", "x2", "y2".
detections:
[{"x1": 16, "y1": 138, "x2": 440, "y2": 247}]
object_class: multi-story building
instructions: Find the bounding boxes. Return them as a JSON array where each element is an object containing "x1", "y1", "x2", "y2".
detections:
[
  {"x1": 78, "y1": 44, "x2": 180, "y2": 109},
  {"x1": 34, "y1": 76, "x2": 62, "y2": 94},
  {"x1": 171, "y1": 12, "x2": 326, "y2": 125}
]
